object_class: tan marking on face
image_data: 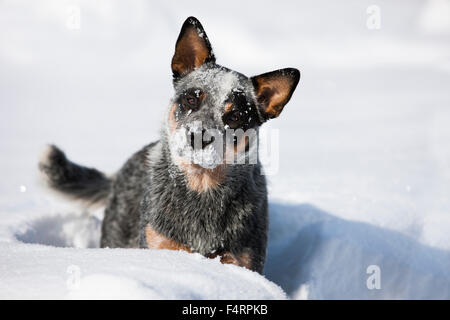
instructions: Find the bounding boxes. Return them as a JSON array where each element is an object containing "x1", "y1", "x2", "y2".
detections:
[
  {"x1": 145, "y1": 225, "x2": 191, "y2": 252},
  {"x1": 179, "y1": 162, "x2": 227, "y2": 193},
  {"x1": 198, "y1": 91, "x2": 206, "y2": 104},
  {"x1": 168, "y1": 103, "x2": 178, "y2": 133},
  {"x1": 224, "y1": 102, "x2": 234, "y2": 113}
]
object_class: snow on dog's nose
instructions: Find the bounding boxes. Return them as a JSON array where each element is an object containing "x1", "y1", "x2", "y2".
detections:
[
  {"x1": 189, "y1": 129, "x2": 216, "y2": 150},
  {"x1": 169, "y1": 121, "x2": 224, "y2": 169}
]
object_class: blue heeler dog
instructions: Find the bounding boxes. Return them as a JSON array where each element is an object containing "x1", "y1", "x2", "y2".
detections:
[{"x1": 39, "y1": 17, "x2": 300, "y2": 273}]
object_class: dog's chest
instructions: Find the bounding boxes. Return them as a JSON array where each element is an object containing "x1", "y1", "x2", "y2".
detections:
[{"x1": 143, "y1": 180, "x2": 250, "y2": 255}]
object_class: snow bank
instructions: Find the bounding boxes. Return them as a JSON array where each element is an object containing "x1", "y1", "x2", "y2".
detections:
[
  {"x1": 265, "y1": 203, "x2": 450, "y2": 299},
  {"x1": 3, "y1": 197, "x2": 449, "y2": 299},
  {"x1": 2, "y1": 208, "x2": 285, "y2": 300}
]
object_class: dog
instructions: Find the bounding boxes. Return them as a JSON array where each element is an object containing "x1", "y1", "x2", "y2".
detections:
[{"x1": 39, "y1": 17, "x2": 300, "y2": 273}]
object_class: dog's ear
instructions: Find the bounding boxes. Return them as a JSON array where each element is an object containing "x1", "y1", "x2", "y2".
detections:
[
  {"x1": 251, "y1": 68, "x2": 300, "y2": 120},
  {"x1": 171, "y1": 17, "x2": 215, "y2": 79}
]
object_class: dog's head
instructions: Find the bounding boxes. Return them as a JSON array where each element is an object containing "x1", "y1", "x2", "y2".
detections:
[{"x1": 166, "y1": 17, "x2": 300, "y2": 177}]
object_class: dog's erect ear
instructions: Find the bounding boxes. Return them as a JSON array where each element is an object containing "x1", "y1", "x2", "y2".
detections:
[
  {"x1": 171, "y1": 17, "x2": 215, "y2": 79},
  {"x1": 251, "y1": 68, "x2": 300, "y2": 120}
]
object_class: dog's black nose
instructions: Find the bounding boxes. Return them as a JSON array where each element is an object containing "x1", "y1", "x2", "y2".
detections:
[{"x1": 190, "y1": 129, "x2": 215, "y2": 149}]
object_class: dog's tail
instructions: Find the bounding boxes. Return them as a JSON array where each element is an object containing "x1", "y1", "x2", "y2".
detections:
[{"x1": 38, "y1": 145, "x2": 112, "y2": 206}]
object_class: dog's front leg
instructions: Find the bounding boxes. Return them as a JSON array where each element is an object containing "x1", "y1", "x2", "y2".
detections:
[{"x1": 214, "y1": 251, "x2": 253, "y2": 271}]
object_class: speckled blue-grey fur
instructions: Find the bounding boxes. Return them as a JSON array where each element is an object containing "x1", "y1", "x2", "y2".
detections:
[{"x1": 139, "y1": 133, "x2": 268, "y2": 272}]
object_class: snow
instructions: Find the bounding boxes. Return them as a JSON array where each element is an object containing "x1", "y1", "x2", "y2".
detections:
[
  {"x1": 1, "y1": 0, "x2": 450, "y2": 299},
  {"x1": 169, "y1": 122, "x2": 224, "y2": 169},
  {"x1": 2, "y1": 234, "x2": 285, "y2": 299}
]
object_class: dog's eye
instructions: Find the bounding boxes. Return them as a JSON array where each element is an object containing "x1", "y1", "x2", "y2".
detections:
[
  {"x1": 183, "y1": 95, "x2": 198, "y2": 108},
  {"x1": 182, "y1": 91, "x2": 202, "y2": 111},
  {"x1": 223, "y1": 110, "x2": 244, "y2": 129},
  {"x1": 187, "y1": 97, "x2": 196, "y2": 105},
  {"x1": 230, "y1": 112, "x2": 240, "y2": 122}
]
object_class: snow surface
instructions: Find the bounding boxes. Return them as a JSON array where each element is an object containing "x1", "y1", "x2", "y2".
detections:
[{"x1": 1, "y1": 0, "x2": 450, "y2": 299}]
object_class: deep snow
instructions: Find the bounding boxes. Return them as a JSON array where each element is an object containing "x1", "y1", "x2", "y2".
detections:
[{"x1": 1, "y1": 0, "x2": 450, "y2": 299}]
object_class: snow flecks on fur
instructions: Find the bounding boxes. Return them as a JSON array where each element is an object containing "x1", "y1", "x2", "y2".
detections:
[
  {"x1": 169, "y1": 121, "x2": 224, "y2": 169},
  {"x1": 167, "y1": 66, "x2": 246, "y2": 169},
  {"x1": 175, "y1": 66, "x2": 242, "y2": 110}
]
